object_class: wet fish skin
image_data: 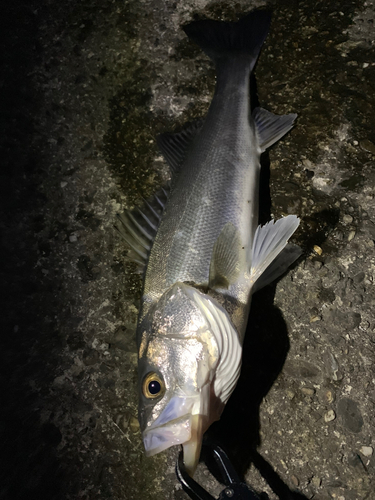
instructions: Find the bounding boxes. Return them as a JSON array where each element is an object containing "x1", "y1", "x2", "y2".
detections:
[{"x1": 116, "y1": 10, "x2": 300, "y2": 475}]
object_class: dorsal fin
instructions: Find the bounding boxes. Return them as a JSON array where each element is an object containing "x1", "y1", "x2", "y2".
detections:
[
  {"x1": 156, "y1": 119, "x2": 204, "y2": 174},
  {"x1": 252, "y1": 107, "x2": 297, "y2": 152},
  {"x1": 115, "y1": 186, "x2": 169, "y2": 271}
]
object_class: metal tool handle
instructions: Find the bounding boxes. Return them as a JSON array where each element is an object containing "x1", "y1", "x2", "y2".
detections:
[{"x1": 176, "y1": 443, "x2": 261, "y2": 500}]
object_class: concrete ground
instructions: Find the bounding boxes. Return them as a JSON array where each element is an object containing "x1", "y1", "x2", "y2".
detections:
[{"x1": 1, "y1": 0, "x2": 374, "y2": 499}]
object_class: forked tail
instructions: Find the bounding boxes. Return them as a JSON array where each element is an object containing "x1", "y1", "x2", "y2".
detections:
[{"x1": 183, "y1": 10, "x2": 271, "y2": 72}]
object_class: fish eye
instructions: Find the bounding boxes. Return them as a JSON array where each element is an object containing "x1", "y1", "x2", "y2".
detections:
[{"x1": 142, "y1": 372, "x2": 165, "y2": 399}]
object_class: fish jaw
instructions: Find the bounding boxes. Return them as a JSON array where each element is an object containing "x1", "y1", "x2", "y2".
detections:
[
  {"x1": 143, "y1": 408, "x2": 193, "y2": 456},
  {"x1": 142, "y1": 394, "x2": 210, "y2": 476},
  {"x1": 142, "y1": 394, "x2": 196, "y2": 456},
  {"x1": 142, "y1": 394, "x2": 208, "y2": 462}
]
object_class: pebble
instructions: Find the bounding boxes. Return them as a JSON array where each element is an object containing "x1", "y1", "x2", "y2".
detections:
[
  {"x1": 310, "y1": 315, "x2": 321, "y2": 323},
  {"x1": 360, "y1": 139, "x2": 375, "y2": 154},
  {"x1": 360, "y1": 446, "x2": 373, "y2": 457},
  {"x1": 337, "y1": 398, "x2": 364, "y2": 433},
  {"x1": 325, "y1": 389, "x2": 335, "y2": 404},
  {"x1": 113, "y1": 413, "x2": 129, "y2": 432},
  {"x1": 286, "y1": 390, "x2": 295, "y2": 400},
  {"x1": 313, "y1": 244, "x2": 323, "y2": 255},
  {"x1": 302, "y1": 159, "x2": 313, "y2": 169},
  {"x1": 342, "y1": 214, "x2": 353, "y2": 224},
  {"x1": 301, "y1": 387, "x2": 315, "y2": 396},
  {"x1": 69, "y1": 234, "x2": 78, "y2": 242},
  {"x1": 129, "y1": 416, "x2": 140, "y2": 433},
  {"x1": 311, "y1": 476, "x2": 321, "y2": 487},
  {"x1": 348, "y1": 230, "x2": 356, "y2": 242},
  {"x1": 324, "y1": 410, "x2": 336, "y2": 422},
  {"x1": 61, "y1": 181, "x2": 68, "y2": 188},
  {"x1": 290, "y1": 475, "x2": 299, "y2": 487}
]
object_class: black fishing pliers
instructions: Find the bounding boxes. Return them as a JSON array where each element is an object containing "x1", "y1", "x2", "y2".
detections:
[{"x1": 176, "y1": 443, "x2": 261, "y2": 500}]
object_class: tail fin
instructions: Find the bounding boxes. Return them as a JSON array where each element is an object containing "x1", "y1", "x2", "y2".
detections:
[{"x1": 183, "y1": 10, "x2": 271, "y2": 70}]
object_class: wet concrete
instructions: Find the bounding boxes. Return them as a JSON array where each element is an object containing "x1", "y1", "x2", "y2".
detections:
[{"x1": 1, "y1": 0, "x2": 374, "y2": 499}]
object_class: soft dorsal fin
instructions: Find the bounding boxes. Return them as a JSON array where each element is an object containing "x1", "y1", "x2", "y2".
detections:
[
  {"x1": 115, "y1": 186, "x2": 169, "y2": 271},
  {"x1": 249, "y1": 215, "x2": 300, "y2": 286},
  {"x1": 209, "y1": 222, "x2": 245, "y2": 289},
  {"x1": 156, "y1": 119, "x2": 204, "y2": 174},
  {"x1": 252, "y1": 107, "x2": 297, "y2": 152}
]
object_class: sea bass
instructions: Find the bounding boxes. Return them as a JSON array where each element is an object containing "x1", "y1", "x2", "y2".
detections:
[{"x1": 116, "y1": 9, "x2": 300, "y2": 475}]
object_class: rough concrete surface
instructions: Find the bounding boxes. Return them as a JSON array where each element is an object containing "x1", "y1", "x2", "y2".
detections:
[{"x1": 1, "y1": 0, "x2": 374, "y2": 499}]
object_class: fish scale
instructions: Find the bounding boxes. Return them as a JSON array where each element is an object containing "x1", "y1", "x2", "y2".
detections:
[{"x1": 143, "y1": 63, "x2": 257, "y2": 319}]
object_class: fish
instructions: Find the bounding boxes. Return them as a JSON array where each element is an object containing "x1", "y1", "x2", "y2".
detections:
[{"x1": 116, "y1": 9, "x2": 301, "y2": 476}]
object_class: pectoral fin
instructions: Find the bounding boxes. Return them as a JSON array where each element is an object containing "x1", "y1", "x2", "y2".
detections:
[
  {"x1": 252, "y1": 243, "x2": 302, "y2": 292},
  {"x1": 209, "y1": 223, "x2": 245, "y2": 289},
  {"x1": 249, "y1": 215, "x2": 300, "y2": 288}
]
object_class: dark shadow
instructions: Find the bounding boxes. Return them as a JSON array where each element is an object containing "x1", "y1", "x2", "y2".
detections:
[
  {"x1": 0, "y1": 2, "x2": 69, "y2": 499},
  {"x1": 251, "y1": 451, "x2": 310, "y2": 500},
  {"x1": 300, "y1": 208, "x2": 340, "y2": 253},
  {"x1": 204, "y1": 285, "x2": 308, "y2": 500}
]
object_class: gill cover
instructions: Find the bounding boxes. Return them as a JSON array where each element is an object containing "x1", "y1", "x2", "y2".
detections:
[{"x1": 137, "y1": 282, "x2": 242, "y2": 474}]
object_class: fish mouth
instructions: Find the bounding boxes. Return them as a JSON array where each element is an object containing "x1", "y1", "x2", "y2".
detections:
[
  {"x1": 142, "y1": 395, "x2": 207, "y2": 475},
  {"x1": 143, "y1": 413, "x2": 193, "y2": 456},
  {"x1": 143, "y1": 412, "x2": 206, "y2": 476},
  {"x1": 142, "y1": 395, "x2": 196, "y2": 456}
]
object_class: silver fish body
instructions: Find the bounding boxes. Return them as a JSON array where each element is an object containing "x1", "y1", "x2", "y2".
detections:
[
  {"x1": 116, "y1": 10, "x2": 300, "y2": 475},
  {"x1": 142, "y1": 58, "x2": 260, "y2": 332}
]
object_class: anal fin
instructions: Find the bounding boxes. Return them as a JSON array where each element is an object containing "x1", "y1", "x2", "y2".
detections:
[{"x1": 115, "y1": 186, "x2": 169, "y2": 271}]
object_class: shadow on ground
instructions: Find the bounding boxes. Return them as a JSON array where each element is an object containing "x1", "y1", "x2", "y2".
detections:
[{"x1": 204, "y1": 285, "x2": 309, "y2": 500}]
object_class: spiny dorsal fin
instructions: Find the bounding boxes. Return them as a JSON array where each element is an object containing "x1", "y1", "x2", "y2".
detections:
[
  {"x1": 249, "y1": 215, "x2": 300, "y2": 286},
  {"x1": 253, "y1": 107, "x2": 297, "y2": 152},
  {"x1": 115, "y1": 186, "x2": 169, "y2": 271},
  {"x1": 156, "y1": 119, "x2": 204, "y2": 174},
  {"x1": 209, "y1": 222, "x2": 245, "y2": 289}
]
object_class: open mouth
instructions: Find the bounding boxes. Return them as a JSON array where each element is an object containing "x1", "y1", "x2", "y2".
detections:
[
  {"x1": 143, "y1": 411, "x2": 206, "y2": 476},
  {"x1": 143, "y1": 413, "x2": 193, "y2": 456}
]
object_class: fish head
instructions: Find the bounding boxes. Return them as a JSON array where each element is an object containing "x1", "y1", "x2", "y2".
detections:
[{"x1": 137, "y1": 282, "x2": 236, "y2": 475}]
